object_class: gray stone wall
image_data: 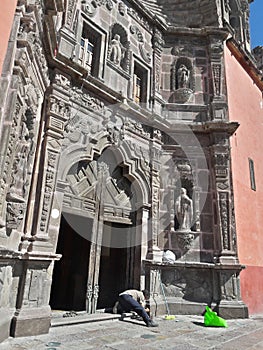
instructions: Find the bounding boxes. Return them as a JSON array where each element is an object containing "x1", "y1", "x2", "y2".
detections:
[{"x1": 0, "y1": 0, "x2": 253, "y2": 341}]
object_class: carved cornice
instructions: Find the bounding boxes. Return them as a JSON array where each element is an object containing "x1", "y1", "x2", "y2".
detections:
[{"x1": 190, "y1": 121, "x2": 239, "y2": 136}]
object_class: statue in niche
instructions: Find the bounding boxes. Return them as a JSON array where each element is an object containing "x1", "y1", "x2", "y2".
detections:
[
  {"x1": 109, "y1": 34, "x2": 125, "y2": 66},
  {"x1": 175, "y1": 188, "x2": 193, "y2": 231},
  {"x1": 177, "y1": 64, "x2": 190, "y2": 89}
]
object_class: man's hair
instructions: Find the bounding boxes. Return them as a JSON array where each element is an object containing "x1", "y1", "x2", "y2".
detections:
[{"x1": 142, "y1": 289, "x2": 150, "y2": 299}]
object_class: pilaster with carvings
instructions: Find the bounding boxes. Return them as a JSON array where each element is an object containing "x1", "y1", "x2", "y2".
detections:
[
  {"x1": 208, "y1": 33, "x2": 228, "y2": 121},
  {"x1": 152, "y1": 28, "x2": 164, "y2": 96},
  {"x1": 148, "y1": 129, "x2": 163, "y2": 261},
  {"x1": 211, "y1": 133, "x2": 237, "y2": 263},
  {"x1": 30, "y1": 72, "x2": 71, "y2": 248}
]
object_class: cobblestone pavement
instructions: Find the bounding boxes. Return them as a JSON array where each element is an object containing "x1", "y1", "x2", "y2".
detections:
[{"x1": 1, "y1": 314, "x2": 263, "y2": 350}]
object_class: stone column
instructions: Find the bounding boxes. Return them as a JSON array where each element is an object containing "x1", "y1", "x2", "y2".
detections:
[{"x1": 147, "y1": 130, "x2": 163, "y2": 262}]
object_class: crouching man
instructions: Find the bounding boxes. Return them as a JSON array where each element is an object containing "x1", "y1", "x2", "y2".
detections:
[{"x1": 117, "y1": 289, "x2": 158, "y2": 327}]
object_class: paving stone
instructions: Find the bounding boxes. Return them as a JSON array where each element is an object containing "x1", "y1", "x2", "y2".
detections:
[{"x1": 1, "y1": 315, "x2": 263, "y2": 349}]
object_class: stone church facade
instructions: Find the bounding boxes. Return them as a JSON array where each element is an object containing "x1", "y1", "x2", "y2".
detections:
[{"x1": 0, "y1": 0, "x2": 253, "y2": 340}]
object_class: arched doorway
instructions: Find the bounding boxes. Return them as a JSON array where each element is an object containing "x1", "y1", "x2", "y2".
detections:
[{"x1": 50, "y1": 148, "x2": 142, "y2": 312}]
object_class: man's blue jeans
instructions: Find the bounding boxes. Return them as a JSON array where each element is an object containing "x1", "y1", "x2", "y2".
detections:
[{"x1": 118, "y1": 294, "x2": 150, "y2": 323}]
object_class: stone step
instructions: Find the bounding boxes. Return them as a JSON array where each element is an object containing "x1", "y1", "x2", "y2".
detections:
[{"x1": 51, "y1": 310, "x2": 134, "y2": 327}]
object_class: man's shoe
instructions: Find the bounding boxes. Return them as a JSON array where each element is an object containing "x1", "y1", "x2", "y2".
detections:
[
  {"x1": 146, "y1": 319, "x2": 158, "y2": 327},
  {"x1": 113, "y1": 301, "x2": 119, "y2": 314}
]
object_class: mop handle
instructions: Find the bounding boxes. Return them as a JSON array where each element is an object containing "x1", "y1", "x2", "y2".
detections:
[{"x1": 159, "y1": 272, "x2": 170, "y2": 315}]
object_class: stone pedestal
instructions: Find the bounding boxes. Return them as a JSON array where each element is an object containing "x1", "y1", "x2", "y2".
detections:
[
  {"x1": 0, "y1": 308, "x2": 12, "y2": 343},
  {"x1": 10, "y1": 306, "x2": 51, "y2": 338}
]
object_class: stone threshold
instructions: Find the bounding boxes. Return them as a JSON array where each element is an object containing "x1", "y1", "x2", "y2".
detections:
[{"x1": 51, "y1": 310, "x2": 133, "y2": 327}]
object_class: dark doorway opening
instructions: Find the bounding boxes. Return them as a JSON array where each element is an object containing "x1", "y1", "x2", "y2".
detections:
[
  {"x1": 50, "y1": 213, "x2": 91, "y2": 311},
  {"x1": 97, "y1": 221, "x2": 141, "y2": 309}
]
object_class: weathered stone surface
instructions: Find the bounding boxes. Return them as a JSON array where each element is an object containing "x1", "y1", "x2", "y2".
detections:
[{"x1": 0, "y1": 0, "x2": 253, "y2": 342}]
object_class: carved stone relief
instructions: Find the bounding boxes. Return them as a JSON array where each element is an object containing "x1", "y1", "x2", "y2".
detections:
[
  {"x1": 6, "y1": 202, "x2": 26, "y2": 230},
  {"x1": 130, "y1": 25, "x2": 152, "y2": 64},
  {"x1": 152, "y1": 28, "x2": 164, "y2": 93},
  {"x1": 71, "y1": 86, "x2": 105, "y2": 111},
  {"x1": 209, "y1": 37, "x2": 224, "y2": 59},
  {"x1": 40, "y1": 152, "x2": 58, "y2": 232},
  {"x1": 107, "y1": 125, "x2": 124, "y2": 145},
  {"x1": 81, "y1": 0, "x2": 113, "y2": 17},
  {"x1": 219, "y1": 192, "x2": 230, "y2": 251},
  {"x1": 7, "y1": 115, "x2": 34, "y2": 203},
  {"x1": 127, "y1": 7, "x2": 151, "y2": 32},
  {"x1": 212, "y1": 64, "x2": 222, "y2": 97},
  {"x1": 64, "y1": 159, "x2": 133, "y2": 221},
  {"x1": 214, "y1": 152, "x2": 229, "y2": 178},
  {"x1": 176, "y1": 160, "x2": 193, "y2": 180},
  {"x1": 52, "y1": 72, "x2": 70, "y2": 89},
  {"x1": 220, "y1": 270, "x2": 239, "y2": 301},
  {"x1": 161, "y1": 268, "x2": 213, "y2": 302},
  {"x1": 118, "y1": 2, "x2": 126, "y2": 16}
]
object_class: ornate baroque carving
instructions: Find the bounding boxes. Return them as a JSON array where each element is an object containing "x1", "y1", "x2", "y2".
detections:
[
  {"x1": 152, "y1": 28, "x2": 164, "y2": 93},
  {"x1": 130, "y1": 25, "x2": 151, "y2": 64},
  {"x1": 40, "y1": 152, "x2": 58, "y2": 232},
  {"x1": 214, "y1": 152, "x2": 229, "y2": 178},
  {"x1": 6, "y1": 202, "x2": 26, "y2": 230},
  {"x1": 219, "y1": 192, "x2": 230, "y2": 250},
  {"x1": 212, "y1": 64, "x2": 222, "y2": 96},
  {"x1": 127, "y1": 8, "x2": 151, "y2": 32},
  {"x1": 71, "y1": 87, "x2": 105, "y2": 111},
  {"x1": 81, "y1": 0, "x2": 113, "y2": 16}
]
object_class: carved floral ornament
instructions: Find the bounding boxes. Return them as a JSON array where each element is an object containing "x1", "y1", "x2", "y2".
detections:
[
  {"x1": 129, "y1": 25, "x2": 152, "y2": 64},
  {"x1": 53, "y1": 73, "x2": 71, "y2": 88},
  {"x1": 81, "y1": 0, "x2": 113, "y2": 16}
]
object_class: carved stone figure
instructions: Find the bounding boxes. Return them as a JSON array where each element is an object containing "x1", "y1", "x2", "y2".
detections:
[
  {"x1": 6, "y1": 202, "x2": 25, "y2": 229},
  {"x1": 177, "y1": 64, "x2": 190, "y2": 89},
  {"x1": 109, "y1": 34, "x2": 125, "y2": 65},
  {"x1": 175, "y1": 188, "x2": 193, "y2": 231}
]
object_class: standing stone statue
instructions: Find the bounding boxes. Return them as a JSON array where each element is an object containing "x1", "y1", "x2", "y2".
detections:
[
  {"x1": 177, "y1": 64, "x2": 190, "y2": 89},
  {"x1": 175, "y1": 188, "x2": 193, "y2": 231},
  {"x1": 109, "y1": 34, "x2": 124, "y2": 66}
]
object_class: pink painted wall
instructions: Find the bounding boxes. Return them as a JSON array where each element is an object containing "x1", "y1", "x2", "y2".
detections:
[
  {"x1": 225, "y1": 46, "x2": 263, "y2": 314},
  {"x1": 0, "y1": 0, "x2": 17, "y2": 75}
]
